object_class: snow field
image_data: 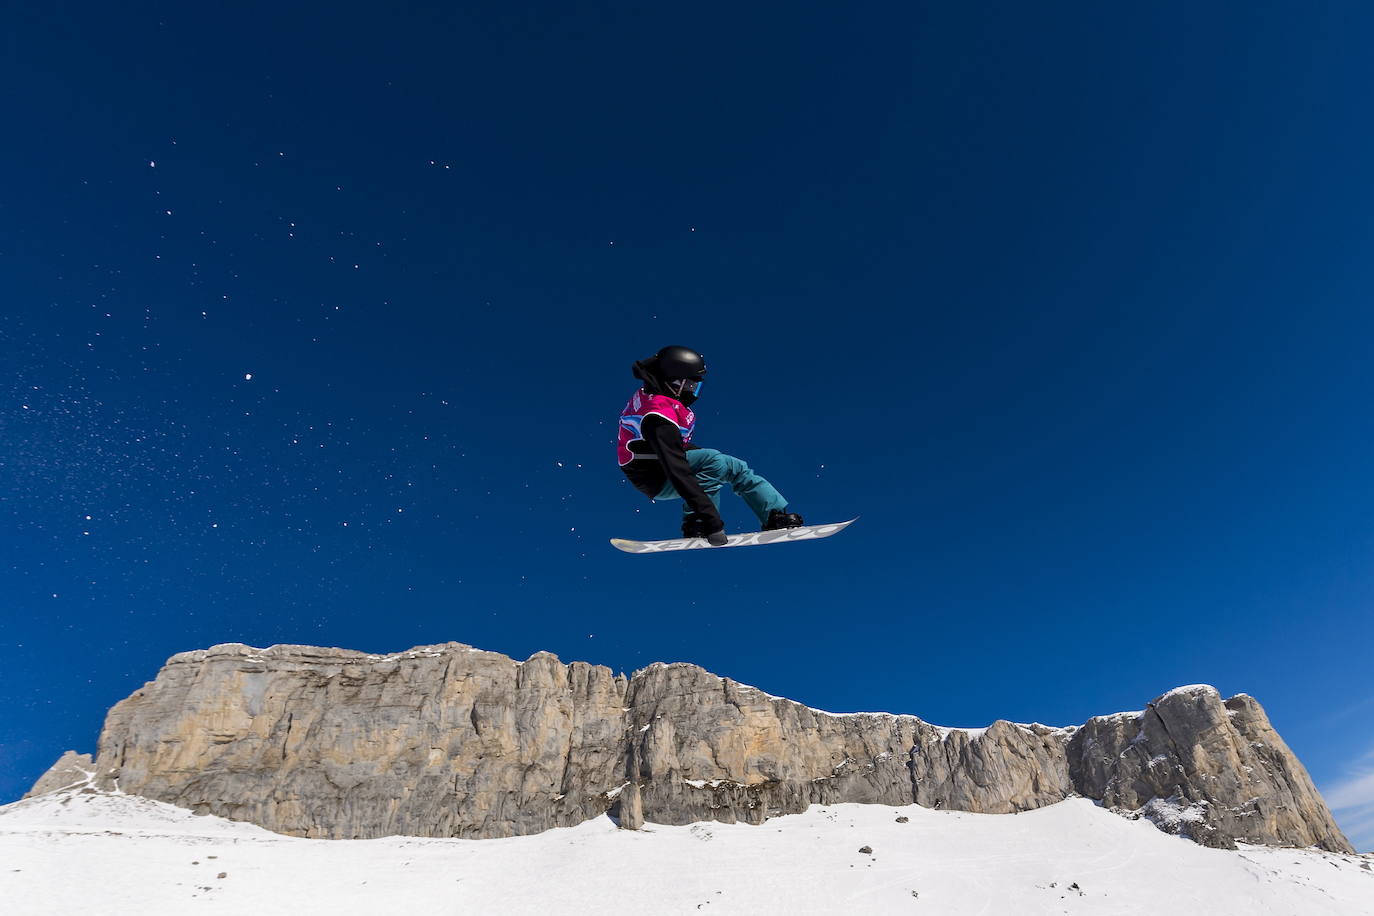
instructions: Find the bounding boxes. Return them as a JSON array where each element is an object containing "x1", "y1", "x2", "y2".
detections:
[{"x1": 1, "y1": 790, "x2": 1370, "y2": 915}]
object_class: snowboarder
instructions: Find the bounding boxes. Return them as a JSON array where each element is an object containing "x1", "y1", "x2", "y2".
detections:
[{"x1": 617, "y1": 346, "x2": 804, "y2": 546}]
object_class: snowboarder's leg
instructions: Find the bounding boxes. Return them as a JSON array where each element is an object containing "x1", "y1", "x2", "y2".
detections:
[
  {"x1": 655, "y1": 449, "x2": 726, "y2": 510},
  {"x1": 656, "y1": 449, "x2": 790, "y2": 525},
  {"x1": 687, "y1": 449, "x2": 788, "y2": 525}
]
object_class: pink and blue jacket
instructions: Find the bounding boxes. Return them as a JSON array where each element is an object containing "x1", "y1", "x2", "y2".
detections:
[
  {"x1": 617, "y1": 389, "x2": 696, "y2": 467},
  {"x1": 616, "y1": 387, "x2": 719, "y2": 523}
]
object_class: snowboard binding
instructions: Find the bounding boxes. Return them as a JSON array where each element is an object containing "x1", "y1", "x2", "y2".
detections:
[
  {"x1": 682, "y1": 511, "x2": 729, "y2": 546},
  {"x1": 761, "y1": 509, "x2": 805, "y2": 531}
]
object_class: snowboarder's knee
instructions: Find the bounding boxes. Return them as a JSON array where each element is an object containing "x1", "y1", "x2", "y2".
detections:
[
  {"x1": 710, "y1": 452, "x2": 753, "y2": 480},
  {"x1": 693, "y1": 449, "x2": 729, "y2": 475}
]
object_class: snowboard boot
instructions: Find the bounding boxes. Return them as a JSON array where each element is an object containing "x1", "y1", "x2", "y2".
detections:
[
  {"x1": 761, "y1": 509, "x2": 804, "y2": 531},
  {"x1": 682, "y1": 511, "x2": 729, "y2": 546}
]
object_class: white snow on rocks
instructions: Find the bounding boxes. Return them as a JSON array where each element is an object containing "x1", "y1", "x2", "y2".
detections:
[{"x1": 1156, "y1": 684, "x2": 1222, "y2": 702}]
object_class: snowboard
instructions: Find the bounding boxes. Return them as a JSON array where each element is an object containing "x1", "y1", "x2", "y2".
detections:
[{"x1": 610, "y1": 518, "x2": 857, "y2": 554}]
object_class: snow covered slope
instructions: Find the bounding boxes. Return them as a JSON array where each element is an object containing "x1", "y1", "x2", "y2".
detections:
[{"x1": 2, "y1": 789, "x2": 1370, "y2": 915}]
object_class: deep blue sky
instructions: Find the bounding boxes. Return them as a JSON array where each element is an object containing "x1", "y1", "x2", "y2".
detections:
[{"x1": 3, "y1": 2, "x2": 1371, "y2": 848}]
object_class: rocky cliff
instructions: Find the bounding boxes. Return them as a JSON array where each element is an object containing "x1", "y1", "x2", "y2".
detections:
[{"x1": 28, "y1": 642, "x2": 1353, "y2": 852}]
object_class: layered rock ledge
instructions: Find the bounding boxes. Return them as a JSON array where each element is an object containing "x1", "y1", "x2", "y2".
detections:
[{"x1": 28, "y1": 642, "x2": 1353, "y2": 852}]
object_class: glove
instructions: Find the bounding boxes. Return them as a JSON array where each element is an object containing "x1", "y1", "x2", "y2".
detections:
[{"x1": 682, "y1": 511, "x2": 728, "y2": 546}]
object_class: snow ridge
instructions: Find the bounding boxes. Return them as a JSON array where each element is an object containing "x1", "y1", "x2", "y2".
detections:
[{"x1": 2, "y1": 788, "x2": 1369, "y2": 915}]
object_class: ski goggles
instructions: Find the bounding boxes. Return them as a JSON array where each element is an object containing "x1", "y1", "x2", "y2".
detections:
[{"x1": 669, "y1": 378, "x2": 702, "y2": 397}]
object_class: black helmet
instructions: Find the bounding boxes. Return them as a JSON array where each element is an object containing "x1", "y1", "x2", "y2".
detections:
[{"x1": 656, "y1": 345, "x2": 707, "y2": 381}]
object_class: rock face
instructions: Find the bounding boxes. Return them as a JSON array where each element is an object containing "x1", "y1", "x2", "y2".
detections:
[
  {"x1": 23, "y1": 751, "x2": 94, "y2": 797},
  {"x1": 1064, "y1": 686, "x2": 1347, "y2": 850},
  {"x1": 30, "y1": 642, "x2": 1353, "y2": 853}
]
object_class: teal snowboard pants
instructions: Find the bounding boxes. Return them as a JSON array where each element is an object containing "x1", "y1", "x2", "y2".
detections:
[{"x1": 655, "y1": 448, "x2": 788, "y2": 525}]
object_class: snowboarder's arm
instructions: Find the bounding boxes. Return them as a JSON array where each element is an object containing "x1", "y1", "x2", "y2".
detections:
[{"x1": 641, "y1": 414, "x2": 721, "y2": 526}]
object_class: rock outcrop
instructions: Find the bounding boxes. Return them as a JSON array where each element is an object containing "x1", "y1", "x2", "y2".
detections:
[
  {"x1": 29, "y1": 642, "x2": 1354, "y2": 852},
  {"x1": 1064, "y1": 685, "x2": 1346, "y2": 850},
  {"x1": 24, "y1": 751, "x2": 94, "y2": 796}
]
